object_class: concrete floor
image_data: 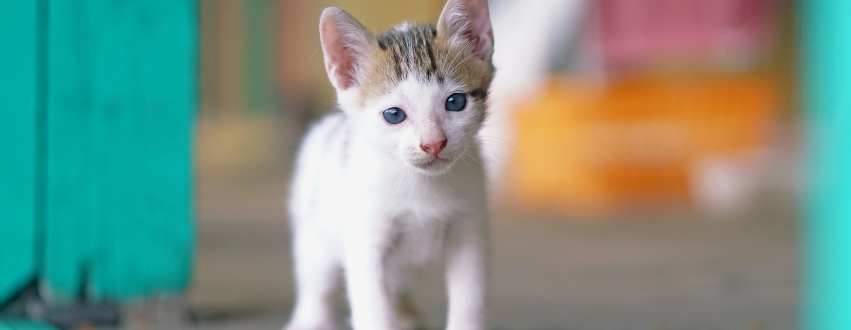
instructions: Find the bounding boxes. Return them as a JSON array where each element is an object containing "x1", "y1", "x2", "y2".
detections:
[{"x1": 185, "y1": 172, "x2": 799, "y2": 330}]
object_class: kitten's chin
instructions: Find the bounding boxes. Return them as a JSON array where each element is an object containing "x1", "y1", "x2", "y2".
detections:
[{"x1": 409, "y1": 157, "x2": 456, "y2": 176}]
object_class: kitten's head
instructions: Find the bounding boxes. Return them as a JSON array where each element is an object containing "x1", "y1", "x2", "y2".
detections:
[{"x1": 319, "y1": 0, "x2": 495, "y2": 175}]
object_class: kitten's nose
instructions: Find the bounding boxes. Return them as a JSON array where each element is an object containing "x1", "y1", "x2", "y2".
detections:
[{"x1": 420, "y1": 139, "x2": 447, "y2": 157}]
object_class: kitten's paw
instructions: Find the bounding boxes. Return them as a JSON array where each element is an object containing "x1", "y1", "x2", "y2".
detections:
[
  {"x1": 282, "y1": 321, "x2": 338, "y2": 330},
  {"x1": 398, "y1": 317, "x2": 429, "y2": 330},
  {"x1": 397, "y1": 292, "x2": 428, "y2": 330}
]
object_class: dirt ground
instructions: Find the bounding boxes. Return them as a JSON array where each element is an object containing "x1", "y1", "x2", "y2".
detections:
[{"x1": 185, "y1": 171, "x2": 798, "y2": 330}]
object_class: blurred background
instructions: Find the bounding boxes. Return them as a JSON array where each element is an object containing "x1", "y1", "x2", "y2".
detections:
[
  {"x1": 195, "y1": 0, "x2": 800, "y2": 329},
  {"x1": 1, "y1": 0, "x2": 840, "y2": 329}
]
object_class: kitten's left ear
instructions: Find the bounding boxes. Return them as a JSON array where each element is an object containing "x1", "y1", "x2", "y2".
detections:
[
  {"x1": 319, "y1": 7, "x2": 374, "y2": 90},
  {"x1": 437, "y1": 0, "x2": 494, "y2": 62}
]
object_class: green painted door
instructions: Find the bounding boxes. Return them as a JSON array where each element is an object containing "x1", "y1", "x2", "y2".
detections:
[
  {"x1": 801, "y1": 0, "x2": 851, "y2": 329},
  {"x1": 0, "y1": 321, "x2": 58, "y2": 330},
  {"x1": 0, "y1": 0, "x2": 196, "y2": 304},
  {"x1": 0, "y1": 1, "x2": 39, "y2": 305}
]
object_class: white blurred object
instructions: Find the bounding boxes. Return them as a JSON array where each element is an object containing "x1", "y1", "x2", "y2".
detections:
[
  {"x1": 690, "y1": 133, "x2": 801, "y2": 218},
  {"x1": 691, "y1": 152, "x2": 768, "y2": 218},
  {"x1": 480, "y1": 0, "x2": 591, "y2": 196}
]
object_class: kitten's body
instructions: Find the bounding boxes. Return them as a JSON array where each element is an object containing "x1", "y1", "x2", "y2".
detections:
[
  {"x1": 289, "y1": 112, "x2": 487, "y2": 329},
  {"x1": 285, "y1": 2, "x2": 495, "y2": 330}
]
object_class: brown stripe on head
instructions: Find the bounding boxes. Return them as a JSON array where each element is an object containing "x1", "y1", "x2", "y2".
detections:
[
  {"x1": 319, "y1": 0, "x2": 495, "y2": 110},
  {"x1": 355, "y1": 22, "x2": 494, "y2": 107}
]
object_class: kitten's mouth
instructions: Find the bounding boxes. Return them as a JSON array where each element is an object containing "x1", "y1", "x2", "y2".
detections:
[
  {"x1": 425, "y1": 157, "x2": 449, "y2": 166},
  {"x1": 409, "y1": 155, "x2": 455, "y2": 175}
]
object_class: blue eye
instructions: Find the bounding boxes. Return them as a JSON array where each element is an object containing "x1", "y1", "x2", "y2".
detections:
[
  {"x1": 445, "y1": 93, "x2": 467, "y2": 112},
  {"x1": 383, "y1": 107, "x2": 407, "y2": 124}
]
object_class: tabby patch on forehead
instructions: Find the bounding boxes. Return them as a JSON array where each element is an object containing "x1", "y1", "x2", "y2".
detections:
[
  {"x1": 376, "y1": 24, "x2": 441, "y2": 82},
  {"x1": 331, "y1": 13, "x2": 495, "y2": 108}
]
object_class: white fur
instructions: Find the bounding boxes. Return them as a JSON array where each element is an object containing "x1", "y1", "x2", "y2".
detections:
[{"x1": 284, "y1": 76, "x2": 489, "y2": 330}]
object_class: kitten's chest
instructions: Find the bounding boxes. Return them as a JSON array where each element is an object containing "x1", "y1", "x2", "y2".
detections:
[{"x1": 388, "y1": 212, "x2": 450, "y2": 266}]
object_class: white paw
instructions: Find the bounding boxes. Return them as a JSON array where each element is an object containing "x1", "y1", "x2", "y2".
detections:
[
  {"x1": 398, "y1": 315, "x2": 428, "y2": 330},
  {"x1": 282, "y1": 322, "x2": 338, "y2": 330}
]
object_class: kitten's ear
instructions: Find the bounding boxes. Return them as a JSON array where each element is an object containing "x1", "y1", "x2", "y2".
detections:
[
  {"x1": 437, "y1": 0, "x2": 494, "y2": 62},
  {"x1": 319, "y1": 7, "x2": 373, "y2": 90}
]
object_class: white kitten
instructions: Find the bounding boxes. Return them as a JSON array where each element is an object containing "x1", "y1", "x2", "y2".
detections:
[{"x1": 284, "y1": 1, "x2": 495, "y2": 330}]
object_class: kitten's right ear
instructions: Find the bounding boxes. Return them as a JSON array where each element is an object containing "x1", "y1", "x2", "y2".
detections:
[
  {"x1": 319, "y1": 8, "x2": 373, "y2": 90},
  {"x1": 437, "y1": 0, "x2": 494, "y2": 62}
]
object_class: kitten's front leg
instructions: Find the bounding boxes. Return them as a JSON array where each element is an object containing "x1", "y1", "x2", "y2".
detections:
[
  {"x1": 344, "y1": 241, "x2": 398, "y2": 330},
  {"x1": 444, "y1": 220, "x2": 488, "y2": 330}
]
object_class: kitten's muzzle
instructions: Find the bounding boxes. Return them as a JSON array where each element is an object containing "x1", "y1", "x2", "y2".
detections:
[{"x1": 420, "y1": 139, "x2": 447, "y2": 157}]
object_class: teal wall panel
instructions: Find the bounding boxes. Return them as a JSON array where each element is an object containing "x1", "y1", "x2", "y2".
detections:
[
  {"x1": 0, "y1": 1, "x2": 38, "y2": 303},
  {"x1": 44, "y1": 0, "x2": 197, "y2": 301},
  {"x1": 0, "y1": 0, "x2": 196, "y2": 305},
  {"x1": 42, "y1": 0, "x2": 99, "y2": 300},
  {"x1": 801, "y1": 0, "x2": 851, "y2": 329},
  {"x1": 0, "y1": 321, "x2": 58, "y2": 330}
]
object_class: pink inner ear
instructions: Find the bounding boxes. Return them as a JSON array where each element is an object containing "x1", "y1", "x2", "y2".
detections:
[
  {"x1": 328, "y1": 45, "x2": 357, "y2": 90},
  {"x1": 321, "y1": 19, "x2": 358, "y2": 89},
  {"x1": 459, "y1": 0, "x2": 493, "y2": 59},
  {"x1": 464, "y1": 29, "x2": 488, "y2": 58}
]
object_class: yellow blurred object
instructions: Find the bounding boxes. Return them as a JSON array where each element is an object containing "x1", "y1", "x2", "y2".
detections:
[{"x1": 509, "y1": 75, "x2": 776, "y2": 216}]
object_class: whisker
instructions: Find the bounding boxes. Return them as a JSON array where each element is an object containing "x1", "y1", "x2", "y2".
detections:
[
  {"x1": 479, "y1": 138, "x2": 517, "y2": 149},
  {"x1": 444, "y1": 40, "x2": 473, "y2": 78},
  {"x1": 392, "y1": 163, "x2": 404, "y2": 194},
  {"x1": 479, "y1": 141, "x2": 518, "y2": 154},
  {"x1": 309, "y1": 45, "x2": 321, "y2": 60},
  {"x1": 446, "y1": 50, "x2": 478, "y2": 78},
  {"x1": 459, "y1": 152, "x2": 472, "y2": 167},
  {"x1": 480, "y1": 152, "x2": 510, "y2": 167},
  {"x1": 480, "y1": 114, "x2": 515, "y2": 129}
]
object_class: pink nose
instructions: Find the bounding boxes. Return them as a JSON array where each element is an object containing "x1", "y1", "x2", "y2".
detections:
[{"x1": 420, "y1": 139, "x2": 447, "y2": 157}]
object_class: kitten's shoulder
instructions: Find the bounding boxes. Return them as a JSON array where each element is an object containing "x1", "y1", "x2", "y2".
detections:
[
  {"x1": 294, "y1": 111, "x2": 349, "y2": 166},
  {"x1": 304, "y1": 111, "x2": 348, "y2": 141}
]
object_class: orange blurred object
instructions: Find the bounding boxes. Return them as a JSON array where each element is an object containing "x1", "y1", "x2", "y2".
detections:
[{"x1": 509, "y1": 74, "x2": 776, "y2": 217}]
